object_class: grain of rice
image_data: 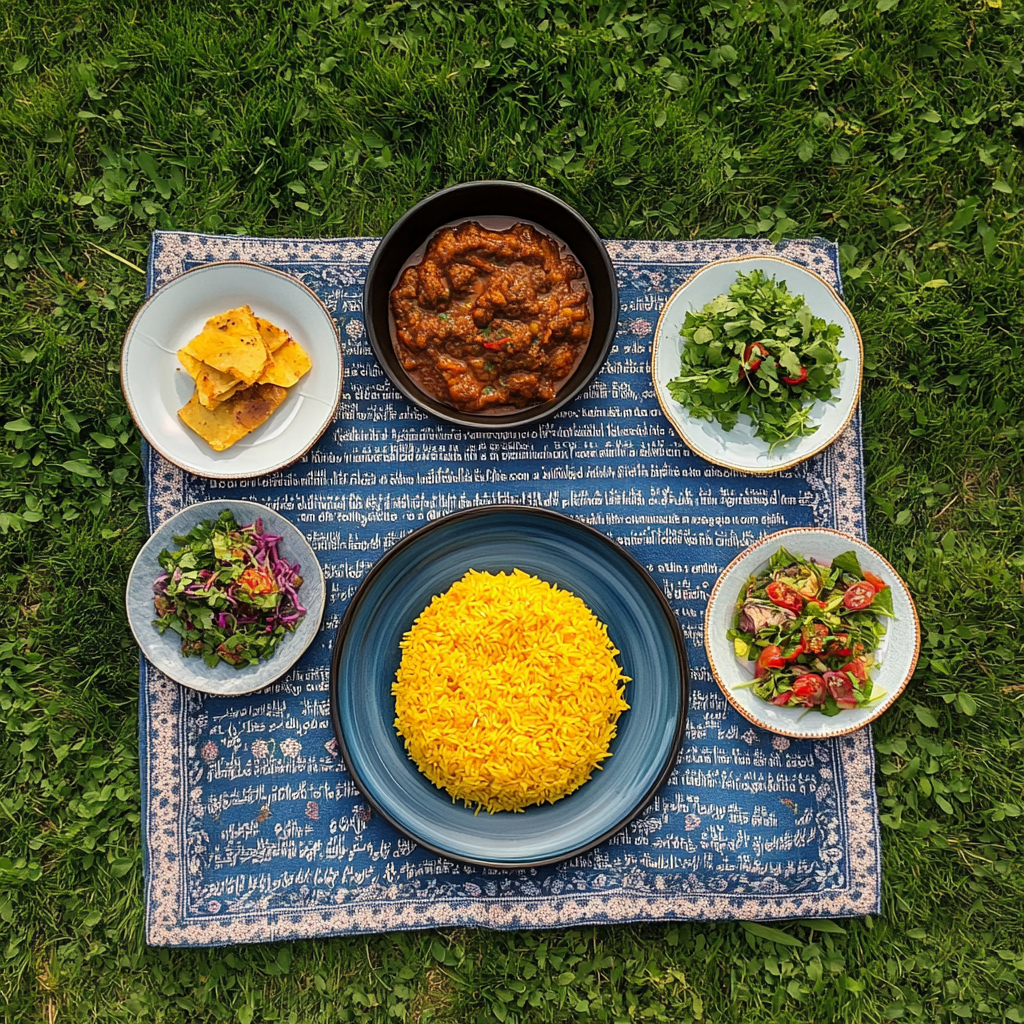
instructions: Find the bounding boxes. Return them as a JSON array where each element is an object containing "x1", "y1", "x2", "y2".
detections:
[{"x1": 392, "y1": 569, "x2": 630, "y2": 813}]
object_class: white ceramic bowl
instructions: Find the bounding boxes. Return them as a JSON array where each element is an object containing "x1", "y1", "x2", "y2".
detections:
[
  {"x1": 704, "y1": 528, "x2": 919, "y2": 739},
  {"x1": 122, "y1": 262, "x2": 342, "y2": 479},
  {"x1": 652, "y1": 255, "x2": 862, "y2": 474}
]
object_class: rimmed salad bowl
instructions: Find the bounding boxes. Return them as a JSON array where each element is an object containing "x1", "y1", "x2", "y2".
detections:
[{"x1": 704, "y1": 527, "x2": 919, "y2": 740}]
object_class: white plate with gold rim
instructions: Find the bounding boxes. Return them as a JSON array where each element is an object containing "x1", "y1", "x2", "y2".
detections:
[
  {"x1": 705, "y1": 528, "x2": 919, "y2": 740},
  {"x1": 651, "y1": 255, "x2": 862, "y2": 475},
  {"x1": 121, "y1": 262, "x2": 342, "y2": 479}
]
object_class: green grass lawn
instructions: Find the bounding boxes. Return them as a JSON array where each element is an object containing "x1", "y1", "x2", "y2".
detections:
[{"x1": 2, "y1": 1, "x2": 1023, "y2": 1021}]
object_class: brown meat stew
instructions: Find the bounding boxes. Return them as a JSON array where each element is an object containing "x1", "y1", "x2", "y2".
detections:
[{"x1": 390, "y1": 221, "x2": 592, "y2": 413}]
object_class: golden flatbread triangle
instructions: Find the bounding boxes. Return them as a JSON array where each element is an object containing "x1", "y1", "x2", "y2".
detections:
[
  {"x1": 178, "y1": 383, "x2": 289, "y2": 451},
  {"x1": 206, "y1": 305, "x2": 258, "y2": 334},
  {"x1": 196, "y1": 374, "x2": 242, "y2": 410},
  {"x1": 178, "y1": 348, "x2": 204, "y2": 379},
  {"x1": 258, "y1": 339, "x2": 312, "y2": 388},
  {"x1": 178, "y1": 349, "x2": 241, "y2": 409},
  {"x1": 181, "y1": 305, "x2": 269, "y2": 385},
  {"x1": 181, "y1": 330, "x2": 267, "y2": 385},
  {"x1": 255, "y1": 316, "x2": 293, "y2": 353},
  {"x1": 173, "y1": 307, "x2": 312, "y2": 451}
]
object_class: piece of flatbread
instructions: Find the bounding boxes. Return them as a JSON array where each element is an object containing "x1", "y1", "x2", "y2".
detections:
[
  {"x1": 178, "y1": 349, "x2": 242, "y2": 409},
  {"x1": 181, "y1": 306, "x2": 269, "y2": 385},
  {"x1": 178, "y1": 382, "x2": 289, "y2": 451},
  {"x1": 257, "y1": 339, "x2": 312, "y2": 388},
  {"x1": 255, "y1": 316, "x2": 293, "y2": 353}
]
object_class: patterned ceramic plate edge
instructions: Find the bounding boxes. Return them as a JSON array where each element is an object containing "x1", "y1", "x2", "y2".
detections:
[
  {"x1": 126, "y1": 499, "x2": 326, "y2": 695},
  {"x1": 120, "y1": 261, "x2": 342, "y2": 480},
  {"x1": 704, "y1": 527, "x2": 920, "y2": 739},
  {"x1": 650, "y1": 254, "x2": 864, "y2": 475}
]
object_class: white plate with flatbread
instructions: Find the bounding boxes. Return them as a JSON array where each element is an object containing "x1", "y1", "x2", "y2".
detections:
[{"x1": 121, "y1": 261, "x2": 342, "y2": 479}]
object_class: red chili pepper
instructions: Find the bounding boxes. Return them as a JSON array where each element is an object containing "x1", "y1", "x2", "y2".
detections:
[
  {"x1": 783, "y1": 639, "x2": 805, "y2": 663},
  {"x1": 782, "y1": 365, "x2": 808, "y2": 385},
  {"x1": 742, "y1": 342, "x2": 770, "y2": 375},
  {"x1": 481, "y1": 340, "x2": 504, "y2": 350},
  {"x1": 766, "y1": 580, "x2": 803, "y2": 614},
  {"x1": 863, "y1": 570, "x2": 888, "y2": 593}
]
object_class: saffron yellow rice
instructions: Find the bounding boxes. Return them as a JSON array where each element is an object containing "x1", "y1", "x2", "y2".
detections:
[{"x1": 392, "y1": 569, "x2": 630, "y2": 814}]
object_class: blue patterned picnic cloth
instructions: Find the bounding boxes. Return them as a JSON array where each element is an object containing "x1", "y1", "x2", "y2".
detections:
[{"x1": 141, "y1": 232, "x2": 879, "y2": 947}]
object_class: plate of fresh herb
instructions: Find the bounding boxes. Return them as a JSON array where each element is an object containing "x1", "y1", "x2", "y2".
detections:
[
  {"x1": 705, "y1": 528, "x2": 919, "y2": 740},
  {"x1": 652, "y1": 256, "x2": 862, "y2": 474},
  {"x1": 126, "y1": 500, "x2": 325, "y2": 695}
]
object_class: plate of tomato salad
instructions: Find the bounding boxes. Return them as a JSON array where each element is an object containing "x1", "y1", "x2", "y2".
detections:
[{"x1": 704, "y1": 528, "x2": 920, "y2": 740}]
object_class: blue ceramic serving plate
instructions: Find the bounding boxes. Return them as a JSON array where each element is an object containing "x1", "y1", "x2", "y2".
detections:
[
  {"x1": 329, "y1": 506, "x2": 688, "y2": 868},
  {"x1": 126, "y1": 500, "x2": 326, "y2": 695}
]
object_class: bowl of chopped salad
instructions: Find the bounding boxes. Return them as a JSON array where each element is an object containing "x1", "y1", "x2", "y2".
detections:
[
  {"x1": 704, "y1": 528, "x2": 919, "y2": 739},
  {"x1": 126, "y1": 500, "x2": 325, "y2": 695}
]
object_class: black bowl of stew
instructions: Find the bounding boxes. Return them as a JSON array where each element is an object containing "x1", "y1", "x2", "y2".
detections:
[{"x1": 363, "y1": 181, "x2": 618, "y2": 430}]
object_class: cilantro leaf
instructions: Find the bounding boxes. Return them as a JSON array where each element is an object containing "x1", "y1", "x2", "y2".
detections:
[{"x1": 831, "y1": 550, "x2": 864, "y2": 577}]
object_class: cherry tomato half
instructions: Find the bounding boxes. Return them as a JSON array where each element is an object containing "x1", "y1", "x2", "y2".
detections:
[
  {"x1": 863, "y1": 570, "x2": 888, "y2": 593},
  {"x1": 792, "y1": 673, "x2": 827, "y2": 706},
  {"x1": 824, "y1": 670, "x2": 858, "y2": 709},
  {"x1": 781, "y1": 365, "x2": 808, "y2": 385},
  {"x1": 755, "y1": 644, "x2": 786, "y2": 678},
  {"x1": 766, "y1": 580, "x2": 803, "y2": 614},
  {"x1": 843, "y1": 581, "x2": 877, "y2": 610},
  {"x1": 840, "y1": 659, "x2": 868, "y2": 682}
]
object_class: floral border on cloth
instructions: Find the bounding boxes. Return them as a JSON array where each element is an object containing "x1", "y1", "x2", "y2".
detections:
[
  {"x1": 141, "y1": 233, "x2": 879, "y2": 946},
  {"x1": 147, "y1": 232, "x2": 842, "y2": 293}
]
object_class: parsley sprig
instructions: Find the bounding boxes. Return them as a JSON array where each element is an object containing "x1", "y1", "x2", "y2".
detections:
[{"x1": 666, "y1": 269, "x2": 844, "y2": 450}]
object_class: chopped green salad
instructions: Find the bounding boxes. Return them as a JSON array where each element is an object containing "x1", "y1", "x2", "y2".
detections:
[
  {"x1": 152, "y1": 509, "x2": 307, "y2": 669},
  {"x1": 728, "y1": 546, "x2": 893, "y2": 716},
  {"x1": 666, "y1": 269, "x2": 844, "y2": 450}
]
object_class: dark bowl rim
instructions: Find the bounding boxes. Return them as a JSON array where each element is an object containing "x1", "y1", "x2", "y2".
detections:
[
  {"x1": 328, "y1": 504, "x2": 689, "y2": 869},
  {"x1": 362, "y1": 180, "x2": 619, "y2": 431}
]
